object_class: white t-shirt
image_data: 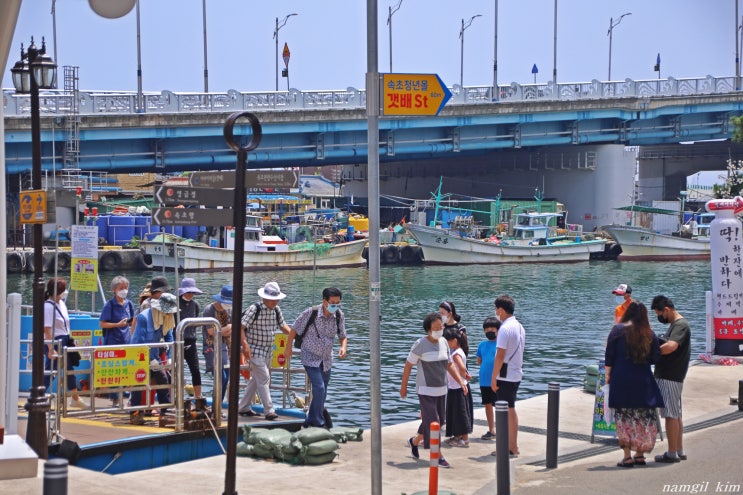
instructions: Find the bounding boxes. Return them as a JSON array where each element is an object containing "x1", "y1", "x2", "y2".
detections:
[
  {"x1": 44, "y1": 299, "x2": 70, "y2": 338},
  {"x1": 496, "y1": 315, "x2": 525, "y2": 382},
  {"x1": 446, "y1": 347, "x2": 467, "y2": 389}
]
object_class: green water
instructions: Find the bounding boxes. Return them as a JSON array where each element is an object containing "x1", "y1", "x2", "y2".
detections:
[{"x1": 7, "y1": 260, "x2": 712, "y2": 427}]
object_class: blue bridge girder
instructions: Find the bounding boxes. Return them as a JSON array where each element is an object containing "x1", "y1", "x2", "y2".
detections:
[{"x1": 3, "y1": 76, "x2": 742, "y2": 175}]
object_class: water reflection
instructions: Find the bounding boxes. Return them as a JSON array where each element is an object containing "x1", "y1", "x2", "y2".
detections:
[{"x1": 7, "y1": 260, "x2": 712, "y2": 427}]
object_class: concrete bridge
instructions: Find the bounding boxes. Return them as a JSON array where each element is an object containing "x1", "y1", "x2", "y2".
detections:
[{"x1": 3, "y1": 76, "x2": 742, "y2": 175}]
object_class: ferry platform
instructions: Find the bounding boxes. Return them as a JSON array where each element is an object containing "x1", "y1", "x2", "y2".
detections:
[{"x1": 1, "y1": 362, "x2": 741, "y2": 495}]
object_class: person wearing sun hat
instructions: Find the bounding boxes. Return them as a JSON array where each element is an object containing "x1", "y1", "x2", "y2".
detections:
[
  {"x1": 139, "y1": 275, "x2": 172, "y2": 311},
  {"x1": 237, "y1": 282, "x2": 292, "y2": 421},
  {"x1": 178, "y1": 278, "x2": 204, "y2": 398},
  {"x1": 202, "y1": 285, "x2": 234, "y2": 404},
  {"x1": 612, "y1": 283, "x2": 634, "y2": 323},
  {"x1": 129, "y1": 291, "x2": 178, "y2": 425}
]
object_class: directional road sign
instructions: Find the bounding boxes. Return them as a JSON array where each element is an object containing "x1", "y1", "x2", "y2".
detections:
[
  {"x1": 154, "y1": 185, "x2": 233, "y2": 208},
  {"x1": 188, "y1": 170, "x2": 299, "y2": 189},
  {"x1": 382, "y1": 73, "x2": 452, "y2": 116},
  {"x1": 152, "y1": 207, "x2": 233, "y2": 227},
  {"x1": 19, "y1": 190, "x2": 47, "y2": 224}
]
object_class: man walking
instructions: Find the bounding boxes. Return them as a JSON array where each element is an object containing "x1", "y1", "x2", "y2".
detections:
[
  {"x1": 651, "y1": 295, "x2": 691, "y2": 463},
  {"x1": 284, "y1": 287, "x2": 348, "y2": 428},
  {"x1": 490, "y1": 294, "x2": 525, "y2": 456},
  {"x1": 237, "y1": 282, "x2": 292, "y2": 421}
]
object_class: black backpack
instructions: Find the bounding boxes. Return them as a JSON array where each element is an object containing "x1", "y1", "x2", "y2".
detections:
[
  {"x1": 294, "y1": 306, "x2": 342, "y2": 349},
  {"x1": 244, "y1": 302, "x2": 282, "y2": 328}
]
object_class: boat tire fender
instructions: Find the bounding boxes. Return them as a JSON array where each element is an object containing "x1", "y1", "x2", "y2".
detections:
[
  {"x1": 100, "y1": 251, "x2": 123, "y2": 272},
  {"x1": 382, "y1": 245, "x2": 399, "y2": 264},
  {"x1": 7, "y1": 251, "x2": 25, "y2": 273},
  {"x1": 25, "y1": 251, "x2": 51, "y2": 273},
  {"x1": 55, "y1": 252, "x2": 72, "y2": 272},
  {"x1": 139, "y1": 252, "x2": 154, "y2": 269},
  {"x1": 399, "y1": 245, "x2": 419, "y2": 264}
]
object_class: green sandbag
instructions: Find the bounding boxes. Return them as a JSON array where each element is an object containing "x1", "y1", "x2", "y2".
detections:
[
  {"x1": 273, "y1": 436, "x2": 300, "y2": 461},
  {"x1": 302, "y1": 451, "x2": 337, "y2": 465},
  {"x1": 301, "y1": 439, "x2": 339, "y2": 456},
  {"x1": 253, "y1": 428, "x2": 293, "y2": 449},
  {"x1": 330, "y1": 426, "x2": 364, "y2": 442},
  {"x1": 240, "y1": 425, "x2": 253, "y2": 444},
  {"x1": 292, "y1": 427, "x2": 335, "y2": 445},
  {"x1": 236, "y1": 442, "x2": 254, "y2": 457},
  {"x1": 251, "y1": 444, "x2": 275, "y2": 459}
]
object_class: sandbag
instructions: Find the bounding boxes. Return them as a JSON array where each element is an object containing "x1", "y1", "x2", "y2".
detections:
[
  {"x1": 273, "y1": 435, "x2": 300, "y2": 462},
  {"x1": 329, "y1": 426, "x2": 364, "y2": 443},
  {"x1": 240, "y1": 425, "x2": 253, "y2": 444},
  {"x1": 292, "y1": 427, "x2": 335, "y2": 445},
  {"x1": 251, "y1": 444, "x2": 275, "y2": 459},
  {"x1": 236, "y1": 441, "x2": 254, "y2": 457},
  {"x1": 301, "y1": 451, "x2": 337, "y2": 465},
  {"x1": 253, "y1": 428, "x2": 293, "y2": 449},
  {"x1": 301, "y1": 439, "x2": 339, "y2": 457}
]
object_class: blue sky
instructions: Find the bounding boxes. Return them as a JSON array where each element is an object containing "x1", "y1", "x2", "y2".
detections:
[{"x1": 2, "y1": 0, "x2": 737, "y2": 93}]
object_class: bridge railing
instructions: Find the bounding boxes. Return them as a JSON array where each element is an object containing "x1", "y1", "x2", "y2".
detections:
[{"x1": 3, "y1": 75, "x2": 738, "y2": 117}]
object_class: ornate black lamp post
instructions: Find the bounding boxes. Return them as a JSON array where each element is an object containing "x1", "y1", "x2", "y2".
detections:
[{"x1": 10, "y1": 36, "x2": 57, "y2": 459}]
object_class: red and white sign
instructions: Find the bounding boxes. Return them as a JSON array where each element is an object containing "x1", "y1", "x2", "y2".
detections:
[{"x1": 282, "y1": 43, "x2": 290, "y2": 68}]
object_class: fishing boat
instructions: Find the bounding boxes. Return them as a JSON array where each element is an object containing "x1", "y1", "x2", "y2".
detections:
[
  {"x1": 140, "y1": 214, "x2": 366, "y2": 272},
  {"x1": 600, "y1": 206, "x2": 714, "y2": 261},
  {"x1": 404, "y1": 181, "x2": 606, "y2": 265}
]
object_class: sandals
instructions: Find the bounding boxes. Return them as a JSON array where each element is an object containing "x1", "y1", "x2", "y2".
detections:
[
  {"x1": 633, "y1": 455, "x2": 647, "y2": 466},
  {"x1": 617, "y1": 457, "x2": 635, "y2": 468}
]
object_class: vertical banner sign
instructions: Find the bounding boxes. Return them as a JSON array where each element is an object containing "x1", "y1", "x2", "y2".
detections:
[
  {"x1": 70, "y1": 225, "x2": 100, "y2": 292},
  {"x1": 272, "y1": 333, "x2": 288, "y2": 368},
  {"x1": 591, "y1": 360, "x2": 617, "y2": 441},
  {"x1": 706, "y1": 197, "x2": 743, "y2": 356}
]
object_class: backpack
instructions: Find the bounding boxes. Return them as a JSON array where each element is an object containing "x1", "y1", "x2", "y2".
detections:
[
  {"x1": 244, "y1": 302, "x2": 282, "y2": 328},
  {"x1": 294, "y1": 307, "x2": 342, "y2": 349}
]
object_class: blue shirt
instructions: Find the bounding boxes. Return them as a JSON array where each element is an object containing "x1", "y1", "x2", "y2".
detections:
[
  {"x1": 476, "y1": 339, "x2": 498, "y2": 387},
  {"x1": 99, "y1": 297, "x2": 134, "y2": 345},
  {"x1": 132, "y1": 308, "x2": 174, "y2": 362}
]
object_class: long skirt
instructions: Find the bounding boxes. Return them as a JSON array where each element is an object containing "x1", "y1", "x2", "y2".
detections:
[
  {"x1": 445, "y1": 386, "x2": 473, "y2": 438},
  {"x1": 614, "y1": 407, "x2": 659, "y2": 452}
]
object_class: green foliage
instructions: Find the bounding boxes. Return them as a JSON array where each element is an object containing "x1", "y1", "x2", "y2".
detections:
[
  {"x1": 732, "y1": 116, "x2": 743, "y2": 144},
  {"x1": 713, "y1": 159, "x2": 743, "y2": 199}
]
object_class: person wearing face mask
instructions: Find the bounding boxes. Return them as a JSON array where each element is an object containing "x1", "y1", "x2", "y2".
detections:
[
  {"x1": 612, "y1": 284, "x2": 634, "y2": 323},
  {"x1": 400, "y1": 312, "x2": 468, "y2": 469},
  {"x1": 438, "y1": 301, "x2": 469, "y2": 356},
  {"x1": 178, "y1": 278, "x2": 204, "y2": 399},
  {"x1": 44, "y1": 277, "x2": 87, "y2": 408},
  {"x1": 202, "y1": 285, "x2": 234, "y2": 405},
  {"x1": 284, "y1": 287, "x2": 348, "y2": 428},
  {"x1": 99, "y1": 276, "x2": 135, "y2": 406},
  {"x1": 476, "y1": 317, "x2": 501, "y2": 440},
  {"x1": 650, "y1": 295, "x2": 691, "y2": 464}
]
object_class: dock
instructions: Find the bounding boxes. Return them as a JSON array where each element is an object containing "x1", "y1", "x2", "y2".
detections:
[{"x1": 1, "y1": 362, "x2": 741, "y2": 494}]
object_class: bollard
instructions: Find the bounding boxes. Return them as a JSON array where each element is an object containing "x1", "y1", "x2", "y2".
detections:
[
  {"x1": 428, "y1": 421, "x2": 440, "y2": 495},
  {"x1": 739, "y1": 380, "x2": 743, "y2": 412},
  {"x1": 495, "y1": 400, "x2": 510, "y2": 495},
  {"x1": 43, "y1": 458, "x2": 68, "y2": 495},
  {"x1": 546, "y1": 382, "x2": 560, "y2": 469}
]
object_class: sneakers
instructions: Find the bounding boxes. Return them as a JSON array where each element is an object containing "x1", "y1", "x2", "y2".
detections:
[
  {"x1": 129, "y1": 412, "x2": 145, "y2": 425},
  {"x1": 264, "y1": 412, "x2": 279, "y2": 421},
  {"x1": 239, "y1": 409, "x2": 259, "y2": 417},
  {"x1": 438, "y1": 457, "x2": 450, "y2": 468},
  {"x1": 111, "y1": 397, "x2": 120, "y2": 407},
  {"x1": 655, "y1": 452, "x2": 681, "y2": 463},
  {"x1": 69, "y1": 398, "x2": 88, "y2": 409},
  {"x1": 407, "y1": 437, "x2": 419, "y2": 459},
  {"x1": 481, "y1": 431, "x2": 496, "y2": 440}
]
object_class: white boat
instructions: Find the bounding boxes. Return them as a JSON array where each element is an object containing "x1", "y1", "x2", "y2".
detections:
[
  {"x1": 141, "y1": 215, "x2": 366, "y2": 272},
  {"x1": 406, "y1": 211, "x2": 607, "y2": 265},
  {"x1": 601, "y1": 208, "x2": 714, "y2": 261}
]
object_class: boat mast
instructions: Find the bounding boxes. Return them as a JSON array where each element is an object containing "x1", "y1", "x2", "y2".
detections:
[
  {"x1": 534, "y1": 187, "x2": 543, "y2": 212},
  {"x1": 432, "y1": 176, "x2": 444, "y2": 226}
]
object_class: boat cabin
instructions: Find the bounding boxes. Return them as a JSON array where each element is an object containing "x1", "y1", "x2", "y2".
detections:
[
  {"x1": 225, "y1": 215, "x2": 289, "y2": 252},
  {"x1": 511, "y1": 212, "x2": 560, "y2": 242}
]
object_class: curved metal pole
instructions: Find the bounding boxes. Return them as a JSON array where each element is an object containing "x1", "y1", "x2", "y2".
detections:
[
  {"x1": 136, "y1": 0, "x2": 143, "y2": 112},
  {"x1": 274, "y1": 13, "x2": 297, "y2": 92},
  {"x1": 607, "y1": 12, "x2": 631, "y2": 81},
  {"x1": 202, "y1": 0, "x2": 209, "y2": 93},
  {"x1": 459, "y1": 15, "x2": 481, "y2": 91},
  {"x1": 387, "y1": 0, "x2": 402, "y2": 73}
]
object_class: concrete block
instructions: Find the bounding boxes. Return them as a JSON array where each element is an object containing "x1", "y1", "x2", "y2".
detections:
[{"x1": 0, "y1": 435, "x2": 38, "y2": 480}]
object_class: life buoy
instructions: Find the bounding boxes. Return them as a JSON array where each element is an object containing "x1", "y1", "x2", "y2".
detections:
[
  {"x1": 7, "y1": 251, "x2": 24, "y2": 273},
  {"x1": 54, "y1": 252, "x2": 72, "y2": 272},
  {"x1": 381, "y1": 245, "x2": 399, "y2": 264},
  {"x1": 99, "y1": 251, "x2": 122, "y2": 271}
]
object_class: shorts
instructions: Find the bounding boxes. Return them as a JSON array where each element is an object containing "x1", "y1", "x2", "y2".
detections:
[
  {"x1": 656, "y1": 378, "x2": 683, "y2": 419},
  {"x1": 480, "y1": 386, "x2": 497, "y2": 405},
  {"x1": 495, "y1": 379, "x2": 520, "y2": 408}
]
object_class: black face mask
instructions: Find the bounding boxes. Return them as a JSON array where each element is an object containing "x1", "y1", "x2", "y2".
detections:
[
  {"x1": 657, "y1": 314, "x2": 669, "y2": 324},
  {"x1": 485, "y1": 331, "x2": 497, "y2": 341}
]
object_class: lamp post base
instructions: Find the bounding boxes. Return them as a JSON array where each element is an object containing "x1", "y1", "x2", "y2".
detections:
[{"x1": 25, "y1": 385, "x2": 50, "y2": 459}]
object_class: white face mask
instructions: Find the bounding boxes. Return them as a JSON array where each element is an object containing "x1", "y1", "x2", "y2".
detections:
[
  {"x1": 431, "y1": 330, "x2": 444, "y2": 339},
  {"x1": 441, "y1": 315, "x2": 449, "y2": 325},
  {"x1": 494, "y1": 310, "x2": 501, "y2": 322},
  {"x1": 117, "y1": 289, "x2": 129, "y2": 299},
  {"x1": 60, "y1": 290, "x2": 69, "y2": 300}
]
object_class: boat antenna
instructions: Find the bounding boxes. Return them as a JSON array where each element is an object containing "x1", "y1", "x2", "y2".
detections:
[
  {"x1": 432, "y1": 177, "x2": 444, "y2": 226},
  {"x1": 533, "y1": 187, "x2": 543, "y2": 212},
  {"x1": 494, "y1": 190, "x2": 502, "y2": 230}
]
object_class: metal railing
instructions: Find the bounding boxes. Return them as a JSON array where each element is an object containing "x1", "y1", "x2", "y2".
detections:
[{"x1": 3, "y1": 76, "x2": 738, "y2": 117}]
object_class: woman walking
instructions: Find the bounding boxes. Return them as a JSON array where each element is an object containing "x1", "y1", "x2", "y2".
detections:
[{"x1": 605, "y1": 302, "x2": 664, "y2": 467}]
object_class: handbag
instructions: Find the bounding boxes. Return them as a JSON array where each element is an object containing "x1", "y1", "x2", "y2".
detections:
[{"x1": 66, "y1": 338, "x2": 82, "y2": 368}]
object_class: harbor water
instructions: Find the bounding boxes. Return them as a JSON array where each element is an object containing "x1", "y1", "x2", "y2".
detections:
[{"x1": 7, "y1": 260, "x2": 712, "y2": 428}]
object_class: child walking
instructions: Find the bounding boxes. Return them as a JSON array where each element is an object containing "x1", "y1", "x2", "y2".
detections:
[
  {"x1": 444, "y1": 326, "x2": 473, "y2": 446},
  {"x1": 476, "y1": 317, "x2": 501, "y2": 440}
]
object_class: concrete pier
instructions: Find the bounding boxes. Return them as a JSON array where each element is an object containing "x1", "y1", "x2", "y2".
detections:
[{"x1": 0, "y1": 362, "x2": 740, "y2": 494}]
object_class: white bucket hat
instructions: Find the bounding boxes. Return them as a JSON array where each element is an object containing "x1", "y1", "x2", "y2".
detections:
[{"x1": 257, "y1": 281, "x2": 286, "y2": 300}]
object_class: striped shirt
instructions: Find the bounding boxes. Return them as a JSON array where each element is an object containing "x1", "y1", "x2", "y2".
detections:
[
  {"x1": 406, "y1": 336, "x2": 451, "y2": 397},
  {"x1": 241, "y1": 302, "x2": 286, "y2": 360}
]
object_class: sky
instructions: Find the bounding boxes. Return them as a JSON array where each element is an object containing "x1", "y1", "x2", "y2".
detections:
[{"x1": 2, "y1": 0, "x2": 739, "y2": 93}]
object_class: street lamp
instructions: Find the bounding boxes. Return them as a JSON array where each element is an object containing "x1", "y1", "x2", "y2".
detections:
[
  {"x1": 607, "y1": 12, "x2": 631, "y2": 81},
  {"x1": 387, "y1": 0, "x2": 403, "y2": 73},
  {"x1": 274, "y1": 13, "x2": 298, "y2": 91},
  {"x1": 459, "y1": 14, "x2": 482, "y2": 91},
  {"x1": 10, "y1": 37, "x2": 57, "y2": 459}
]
